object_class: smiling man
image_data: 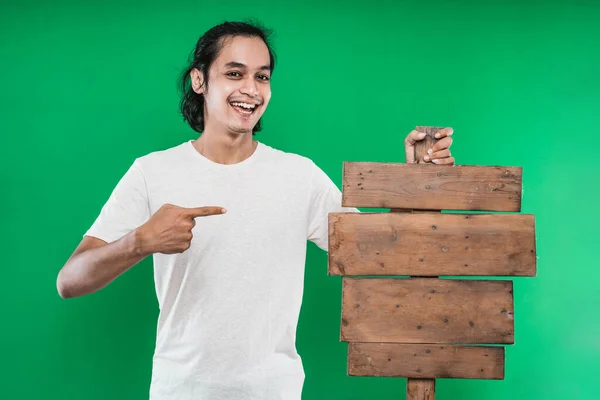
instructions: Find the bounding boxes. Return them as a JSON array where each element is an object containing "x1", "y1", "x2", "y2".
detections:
[{"x1": 56, "y1": 21, "x2": 454, "y2": 400}]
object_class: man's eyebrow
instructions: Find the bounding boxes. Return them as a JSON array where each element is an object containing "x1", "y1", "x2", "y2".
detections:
[
  {"x1": 225, "y1": 61, "x2": 246, "y2": 69},
  {"x1": 224, "y1": 61, "x2": 271, "y2": 72}
]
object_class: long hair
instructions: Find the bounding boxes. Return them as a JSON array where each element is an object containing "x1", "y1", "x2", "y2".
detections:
[{"x1": 179, "y1": 21, "x2": 276, "y2": 134}]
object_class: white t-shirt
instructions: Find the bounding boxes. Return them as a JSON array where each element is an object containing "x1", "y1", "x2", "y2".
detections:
[{"x1": 85, "y1": 140, "x2": 357, "y2": 400}]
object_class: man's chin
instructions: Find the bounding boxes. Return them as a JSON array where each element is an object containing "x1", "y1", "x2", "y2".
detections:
[{"x1": 228, "y1": 124, "x2": 254, "y2": 135}]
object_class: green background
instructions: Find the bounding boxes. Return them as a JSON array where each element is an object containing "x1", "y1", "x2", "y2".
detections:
[{"x1": 2, "y1": 0, "x2": 599, "y2": 399}]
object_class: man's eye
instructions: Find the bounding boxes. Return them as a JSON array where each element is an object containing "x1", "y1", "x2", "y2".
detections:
[
  {"x1": 257, "y1": 75, "x2": 270, "y2": 81},
  {"x1": 227, "y1": 71, "x2": 241, "y2": 77}
]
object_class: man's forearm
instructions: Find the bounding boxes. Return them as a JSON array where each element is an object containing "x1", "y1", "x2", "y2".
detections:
[{"x1": 57, "y1": 229, "x2": 150, "y2": 298}]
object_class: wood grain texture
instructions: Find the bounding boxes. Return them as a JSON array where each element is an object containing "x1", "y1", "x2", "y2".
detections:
[
  {"x1": 348, "y1": 343, "x2": 505, "y2": 379},
  {"x1": 341, "y1": 278, "x2": 514, "y2": 344},
  {"x1": 407, "y1": 379, "x2": 435, "y2": 400},
  {"x1": 342, "y1": 162, "x2": 522, "y2": 211},
  {"x1": 328, "y1": 212, "x2": 536, "y2": 276}
]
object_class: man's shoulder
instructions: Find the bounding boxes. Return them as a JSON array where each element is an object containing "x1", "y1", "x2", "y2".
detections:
[
  {"x1": 259, "y1": 142, "x2": 317, "y2": 170},
  {"x1": 134, "y1": 141, "x2": 190, "y2": 167}
]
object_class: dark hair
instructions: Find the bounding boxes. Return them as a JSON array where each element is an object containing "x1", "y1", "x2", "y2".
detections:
[{"x1": 179, "y1": 21, "x2": 276, "y2": 134}]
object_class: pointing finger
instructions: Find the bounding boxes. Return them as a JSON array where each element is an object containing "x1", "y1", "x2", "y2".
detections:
[{"x1": 185, "y1": 206, "x2": 227, "y2": 218}]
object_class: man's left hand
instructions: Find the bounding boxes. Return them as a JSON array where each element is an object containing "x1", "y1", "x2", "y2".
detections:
[{"x1": 404, "y1": 127, "x2": 455, "y2": 165}]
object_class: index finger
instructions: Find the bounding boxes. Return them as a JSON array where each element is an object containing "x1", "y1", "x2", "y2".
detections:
[{"x1": 184, "y1": 206, "x2": 227, "y2": 218}]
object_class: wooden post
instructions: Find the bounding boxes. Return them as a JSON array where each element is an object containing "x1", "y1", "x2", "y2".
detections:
[
  {"x1": 328, "y1": 125, "x2": 536, "y2": 400},
  {"x1": 401, "y1": 126, "x2": 442, "y2": 399},
  {"x1": 407, "y1": 379, "x2": 435, "y2": 400}
]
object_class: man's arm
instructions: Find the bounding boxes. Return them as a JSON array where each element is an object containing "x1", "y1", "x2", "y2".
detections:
[
  {"x1": 56, "y1": 232, "x2": 146, "y2": 299},
  {"x1": 56, "y1": 204, "x2": 226, "y2": 299}
]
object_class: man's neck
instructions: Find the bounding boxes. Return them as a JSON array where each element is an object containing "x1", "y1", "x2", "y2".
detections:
[{"x1": 192, "y1": 127, "x2": 257, "y2": 165}]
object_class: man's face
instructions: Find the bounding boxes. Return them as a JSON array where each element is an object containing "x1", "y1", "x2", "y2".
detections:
[{"x1": 194, "y1": 36, "x2": 272, "y2": 135}]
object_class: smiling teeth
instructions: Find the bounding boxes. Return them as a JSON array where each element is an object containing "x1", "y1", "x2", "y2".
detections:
[{"x1": 231, "y1": 102, "x2": 256, "y2": 109}]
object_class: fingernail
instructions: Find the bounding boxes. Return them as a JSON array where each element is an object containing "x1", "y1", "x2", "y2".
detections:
[
  {"x1": 221, "y1": 208, "x2": 227, "y2": 213},
  {"x1": 418, "y1": 132, "x2": 426, "y2": 138},
  {"x1": 424, "y1": 155, "x2": 430, "y2": 161},
  {"x1": 435, "y1": 133, "x2": 441, "y2": 138},
  {"x1": 427, "y1": 149, "x2": 433, "y2": 154},
  {"x1": 432, "y1": 159, "x2": 440, "y2": 164}
]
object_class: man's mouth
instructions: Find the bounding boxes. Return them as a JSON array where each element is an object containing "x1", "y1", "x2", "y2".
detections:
[{"x1": 230, "y1": 101, "x2": 258, "y2": 116}]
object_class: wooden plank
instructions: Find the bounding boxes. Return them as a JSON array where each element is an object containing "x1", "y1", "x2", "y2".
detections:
[
  {"x1": 342, "y1": 162, "x2": 522, "y2": 211},
  {"x1": 328, "y1": 213, "x2": 536, "y2": 276},
  {"x1": 348, "y1": 343, "x2": 505, "y2": 379},
  {"x1": 341, "y1": 278, "x2": 514, "y2": 344}
]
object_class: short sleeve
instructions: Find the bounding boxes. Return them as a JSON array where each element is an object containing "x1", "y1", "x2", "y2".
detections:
[
  {"x1": 85, "y1": 160, "x2": 151, "y2": 243},
  {"x1": 307, "y1": 162, "x2": 359, "y2": 251}
]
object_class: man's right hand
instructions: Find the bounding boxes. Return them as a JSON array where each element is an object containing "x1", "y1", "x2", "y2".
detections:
[{"x1": 137, "y1": 204, "x2": 227, "y2": 255}]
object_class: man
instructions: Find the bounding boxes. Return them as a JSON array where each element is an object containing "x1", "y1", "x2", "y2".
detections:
[{"x1": 56, "y1": 21, "x2": 454, "y2": 400}]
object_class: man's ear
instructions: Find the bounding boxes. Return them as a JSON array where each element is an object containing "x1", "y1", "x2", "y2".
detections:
[{"x1": 190, "y1": 68, "x2": 205, "y2": 94}]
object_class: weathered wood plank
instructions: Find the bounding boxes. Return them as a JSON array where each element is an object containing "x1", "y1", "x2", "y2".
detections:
[
  {"x1": 348, "y1": 343, "x2": 505, "y2": 379},
  {"x1": 341, "y1": 278, "x2": 514, "y2": 344},
  {"x1": 328, "y1": 213, "x2": 536, "y2": 276},
  {"x1": 342, "y1": 162, "x2": 522, "y2": 211}
]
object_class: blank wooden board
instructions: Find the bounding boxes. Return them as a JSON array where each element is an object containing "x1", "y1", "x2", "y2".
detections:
[
  {"x1": 342, "y1": 162, "x2": 522, "y2": 211},
  {"x1": 348, "y1": 343, "x2": 505, "y2": 379},
  {"x1": 341, "y1": 278, "x2": 514, "y2": 344},
  {"x1": 328, "y1": 213, "x2": 536, "y2": 276}
]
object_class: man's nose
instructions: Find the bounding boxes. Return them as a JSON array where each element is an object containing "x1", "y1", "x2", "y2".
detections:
[{"x1": 240, "y1": 77, "x2": 259, "y2": 97}]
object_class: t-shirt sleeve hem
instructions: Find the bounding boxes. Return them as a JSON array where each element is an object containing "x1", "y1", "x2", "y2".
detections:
[{"x1": 83, "y1": 229, "x2": 120, "y2": 244}]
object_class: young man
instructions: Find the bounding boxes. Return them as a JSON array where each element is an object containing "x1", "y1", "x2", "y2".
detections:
[{"x1": 56, "y1": 21, "x2": 454, "y2": 400}]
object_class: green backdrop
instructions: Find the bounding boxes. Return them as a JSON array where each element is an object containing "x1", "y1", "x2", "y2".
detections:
[{"x1": 2, "y1": 0, "x2": 599, "y2": 399}]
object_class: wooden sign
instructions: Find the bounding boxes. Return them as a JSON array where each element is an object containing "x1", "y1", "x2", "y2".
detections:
[{"x1": 329, "y1": 126, "x2": 537, "y2": 400}]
